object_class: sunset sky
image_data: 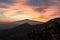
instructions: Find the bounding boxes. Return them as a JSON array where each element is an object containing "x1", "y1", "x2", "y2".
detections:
[{"x1": 0, "y1": 0, "x2": 60, "y2": 22}]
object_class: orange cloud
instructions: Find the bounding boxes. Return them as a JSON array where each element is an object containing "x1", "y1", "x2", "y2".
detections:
[{"x1": 0, "y1": 0, "x2": 60, "y2": 22}]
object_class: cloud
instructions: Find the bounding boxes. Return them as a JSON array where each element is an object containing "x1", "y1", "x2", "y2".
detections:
[
  {"x1": 0, "y1": 0, "x2": 60, "y2": 22},
  {"x1": 0, "y1": 5, "x2": 8, "y2": 8},
  {"x1": 42, "y1": 6, "x2": 60, "y2": 20},
  {"x1": 0, "y1": 0, "x2": 13, "y2": 4},
  {"x1": 34, "y1": 4, "x2": 50, "y2": 13}
]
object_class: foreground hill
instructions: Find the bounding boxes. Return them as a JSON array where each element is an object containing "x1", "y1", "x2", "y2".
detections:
[
  {"x1": 27, "y1": 18, "x2": 60, "y2": 40},
  {"x1": 0, "y1": 18, "x2": 60, "y2": 40}
]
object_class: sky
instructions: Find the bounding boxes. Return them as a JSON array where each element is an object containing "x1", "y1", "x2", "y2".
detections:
[{"x1": 0, "y1": 0, "x2": 60, "y2": 22}]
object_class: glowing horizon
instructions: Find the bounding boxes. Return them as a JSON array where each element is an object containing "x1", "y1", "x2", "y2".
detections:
[{"x1": 0, "y1": 0, "x2": 60, "y2": 22}]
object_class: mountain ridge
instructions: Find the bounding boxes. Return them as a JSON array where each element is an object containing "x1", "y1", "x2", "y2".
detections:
[
  {"x1": 0, "y1": 19, "x2": 43, "y2": 29},
  {"x1": 0, "y1": 18, "x2": 60, "y2": 40},
  {"x1": 12, "y1": 19, "x2": 44, "y2": 25}
]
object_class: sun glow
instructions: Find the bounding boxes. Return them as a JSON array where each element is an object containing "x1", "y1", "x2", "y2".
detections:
[
  {"x1": 0, "y1": 0, "x2": 60, "y2": 23},
  {"x1": 5, "y1": 12, "x2": 45, "y2": 22}
]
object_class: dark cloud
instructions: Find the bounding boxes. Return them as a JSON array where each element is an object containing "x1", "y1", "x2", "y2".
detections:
[
  {"x1": 34, "y1": 4, "x2": 50, "y2": 13},
  {"x1": 0, "y1": 5, "x2": 8, "y2": 8},
  {"x1": 0, "y1": 0, "x2": 14, "y2": 5},
  {"x1": 27, "y1": 0, "x2": 41, "y2": 6},
  {"x1": 35, "y1": 8, "x2": 46, "y2": 13},
  {"x1": 26, "y1": 0, "x2": 60, "y2": 6},
  {"x1": 0, "y1": 0, "x2": 12, "y2": 3},
  {"x1": 26, "y1": 0, "x2": 49, "y2": 6},
  {"x1": 0, "y1": 0, "x2": 10, "y2": 2}
]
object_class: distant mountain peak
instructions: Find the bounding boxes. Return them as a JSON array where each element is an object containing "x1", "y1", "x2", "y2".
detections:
[
  {"x1": 24, "y1": 19, "x2": 29, "y2": 20},
  {"x1": 20, "y1": 19, "x2": 43, "y2": 22},
  {"x1": 21, "y1": 23, "x2": 31, "y2": 25},
  {"x1": 14, "y1": 19, "x2": 44, "y2": 25},
  {"x1": 20, "y1": 19, "x2": 36, "y2": 21}
]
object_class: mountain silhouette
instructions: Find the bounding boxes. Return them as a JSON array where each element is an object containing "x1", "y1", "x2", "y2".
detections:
[
  {"x1": 13, "y1": 19, "x2": 43, "y2": 25},
  {"x1": 0, "y1": 18, "x2": 60, "y2": 40},
  {"x1": 0, "y1": 19, "x2": 43, "y2": 29},
  {"x1": 27, "y1": 18, "x2": 60, "y2": 40}
]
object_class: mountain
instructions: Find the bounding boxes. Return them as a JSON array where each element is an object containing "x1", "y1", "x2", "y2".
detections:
[
  {"x1": 0, "y1": 18, "x2": 60, "y2": 40},
  {"x1": 33, "y1": 18, "x2": 60, "y2": 32},
  {"x1": 27, "y1": 18, "x2": 60, "y2": 40},
  {"x1": 12, "y1": 19, "x2": 43, "y2": 25},
  {"x1": 0, "y1": 19, "x2": 43, "y2": 30}
]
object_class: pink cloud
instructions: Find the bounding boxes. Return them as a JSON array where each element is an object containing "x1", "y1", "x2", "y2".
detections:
[{"x1": 0, "y1": 0, "x2": 60, "y2": 22}]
